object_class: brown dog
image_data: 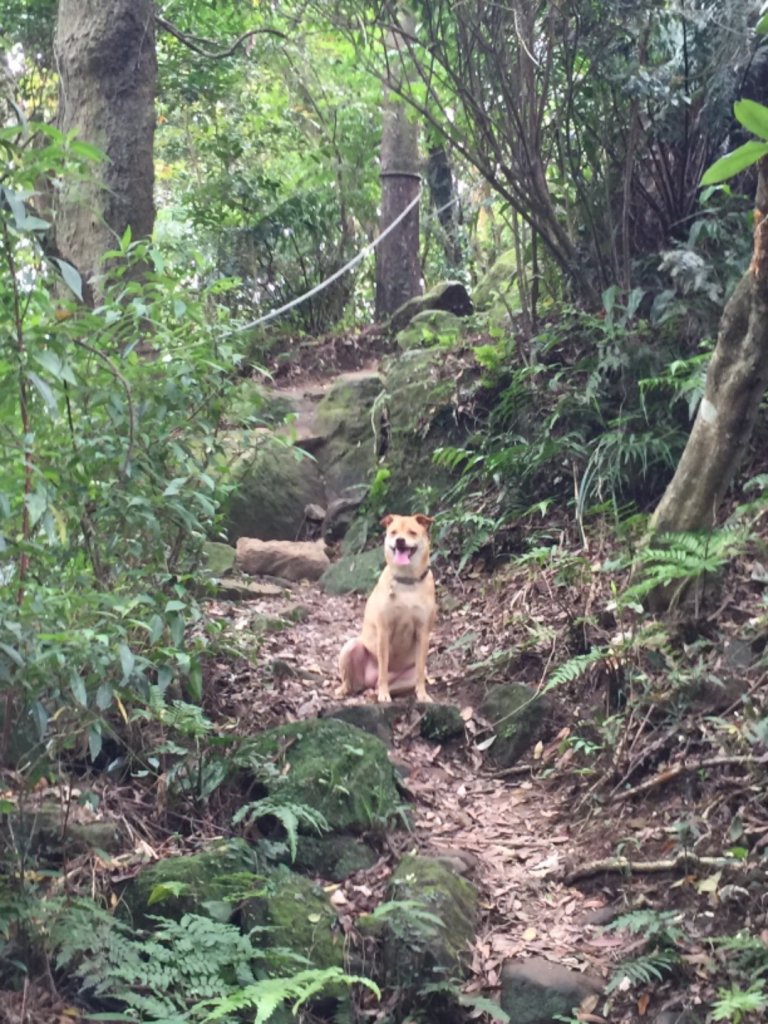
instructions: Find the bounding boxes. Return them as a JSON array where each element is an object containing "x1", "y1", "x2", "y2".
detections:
[{"x1": 337, "y1": 514, "x2": 436, "y2": 703}]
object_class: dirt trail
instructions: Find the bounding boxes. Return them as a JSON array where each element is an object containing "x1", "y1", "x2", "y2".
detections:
[{"x1": 205, "y1": 576, "x2": 622, "y2": 994}]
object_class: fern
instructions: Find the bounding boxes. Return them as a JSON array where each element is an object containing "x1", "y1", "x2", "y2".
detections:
[
  {"x1": 232, "y1": 798, "x2": 329, "y2": 862},
  {"x1": 624, "y1": 529, "x2": 745, "y2": 604},
  {"x1": 606, "y1": 909, "x2": 685, "y2": 945},
  {"x1": 711, "y1": 983, "x2": 767, "y2": 1023},
  {"x1": 47, "y1": 899, "x2": 374, "y2": 1024},
  {"x1": 199, "y1": 967, "x2": 379, "y2": 1023},
  {"x1": 543, "y1": 649, "x2": 608, "y2": 693},
  {"x1": 604, "y1": 949, "x2": 679, "y2": 993}
]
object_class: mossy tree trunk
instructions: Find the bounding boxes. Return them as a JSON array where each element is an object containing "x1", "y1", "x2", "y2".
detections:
[
  {"x1": 650, "y1": 161, "x2": 768, "y2": 537},
  {"x1": 54, "y1": 0, "x2": 156, "y2": 303}
]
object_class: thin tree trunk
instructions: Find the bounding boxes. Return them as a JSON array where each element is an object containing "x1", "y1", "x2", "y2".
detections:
[
  {"x1": 375, "y1": 13, "x2": 422, "y2": 321},
  {"x1": 54, "y1": 0, "x2": 156, "y2": 302},
  {"x1": 650, "y1": 161, "x2": 768, "y2": 536}
]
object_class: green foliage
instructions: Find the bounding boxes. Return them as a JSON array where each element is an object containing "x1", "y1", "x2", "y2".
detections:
[
  {"x1": 623, "y1": 529, "x2": 745, "y2": 607},
  {"x1": 232, "y1": 798, "x2": 330, "y2": 862},
  {"x1": 711, "y1": 984, "x2": 767, "y2": 1023},
  {"x1": 0, "y1": 116, "x2": 248, "y2": 771},
  {"x1": 701, "y1": 99, "x2": 768, "y2": 185},
  {"x1": 603, "y1": 909, "x2": 684, "y2": 995},
  {"x1": 46, "y1": 897, "x2": 377, "y2": 1023}
]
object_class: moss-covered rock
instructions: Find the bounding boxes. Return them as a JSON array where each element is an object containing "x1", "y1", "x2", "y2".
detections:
[
  {"x1": 223, "y1": 441, "x2": 325, "y2": 543},
  {"x1": 328, "y1": 704, "x2": 400, "y2": 745},
  {"x1": 419, "y1": 703, "x2": 466, "y2": 743},
  {"x1": 320, "y1": 548, "x2": 383, "y2": 595},
  {"x1": 500, "y1": 957, "x2": 602, "y2": 1024},
  {"x1": 120, "y1": 838, "x2": 262, "y2": 927},
  {"x1": 247, "y1": 719, "x2": 403, "y2": 834},
  {"x1": 1, "y1": 803, "x2": 124, "y2": 862},
  {"x1": 240, "y1": 865, "x2": 344, "y2": 970},
  {"x1": 314, "y1": 373, "x2": 384, "y2": 501},
  {"x1": 390, "y1": 280, "x2": 473, "y2": 333},
  {"x1": 480, "y1": 683, "x2": 549, "y2": 767},
  {"x1": 381, "y1": 348, "x2": 476, "y2": 510},
  {"x1": 373, "y1": 854, "x2": 477, "y2": 992},
  {"x1": 396, "y1": 309, "x2": 464, "y2": 350},
  {"x1": 291, "y1": 835, "x2": 379, "y2": 881},
  {"x1": 202, "y1": 541, "x2": 237, "y2": 576},
  {"x1": 473, "y1": 249, "x2": 518, "y2": 310}
]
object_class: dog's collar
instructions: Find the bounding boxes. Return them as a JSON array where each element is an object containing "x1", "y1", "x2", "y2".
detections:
[{"x1": 393, "y1": 568, "x2": 430, "y2": 585}]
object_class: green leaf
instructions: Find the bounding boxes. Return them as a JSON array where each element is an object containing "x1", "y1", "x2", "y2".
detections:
[
  {"x1": 700, "y1": 140, "x2": 768, "y2": 185},
  {"x1": 88, "y1": 724, "x2": 103, "y2": 762},
  {"x1": 27, "y1": 371, "x2": 57, "y2": 413},
  {"x1": 118, "y1": 643, "x2": 135, "y2": 679},
  {"x1": 148, "y1": 881, "x2": 188, "y2": 905},
  {"x1": 52, "y1": 257, "x2": 84, "y2": 300},
  {"x1": 71, "y1": 674, "x2": 88, "y2": 707},
  {"x1": 734, "y1": 98, "x2": 768, "y2": 140}
]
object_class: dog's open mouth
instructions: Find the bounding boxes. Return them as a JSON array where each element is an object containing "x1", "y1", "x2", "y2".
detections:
[{"x1": 392, "y1": 541, "x2": 416, "y2": 566}]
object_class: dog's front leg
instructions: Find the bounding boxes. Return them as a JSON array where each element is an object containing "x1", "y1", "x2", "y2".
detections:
[
  {"x1": 414, "y1": 626, "x2": 432, "y2": 703},
  {"x1": 376, "y1": 628, "x2": 391, "y2": 703}
]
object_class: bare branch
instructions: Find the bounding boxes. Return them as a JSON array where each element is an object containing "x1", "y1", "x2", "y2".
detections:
[{"x1": 155, "y1": 14, "x2": 286, "y2": 59}]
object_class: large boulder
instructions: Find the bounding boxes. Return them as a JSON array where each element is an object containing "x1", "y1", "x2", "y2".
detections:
[
  {"x1": 371, "y1": 854, "x2": 477, "y2": 1004},
  {"x1": 320, "y1": 548, "x2": 383, "y2": 595},
  {"x1": 379, "y1": 346, "x2": 477, "y2": 510},
  {"x1": 246, "y1": 719, "x2": 403, "y2": 835},
  {"x1": 396, "y1": 309, "x2": 465, "y2": 350},
  {"x1": 223, "y1": 441, "x2": 326, "y2": 543},
  {"x1": 240, "y1": 866, "x2": 345, "y2": 970},
  {"x1": 313, "y1": 372, "x2": 384, "y2": 502},
  {"x1": 500, "y1": 957, "x2": 602, "y2": 1024},
  {"x1": 236, "y1": 537, "x2": 330, "y2": 582},
  {"x1": 390, "y1": 281, "x2": 473, "y2": 333},
  {"x1": 480, "y1": 683, "x2": 549, "y2": 768},
  {"x1": 120, "y1": 838, "x2": 261, "y2": 927},
  {"x1": 473, "y1": 249, "x2": 519, "y2": 310}
]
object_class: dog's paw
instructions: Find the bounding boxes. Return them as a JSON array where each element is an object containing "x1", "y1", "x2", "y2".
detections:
[
  {"x1": 377, "y1": 691, "x2": 393, "y2": 703},
  {"x1": 417, "y1": 692, "x2": 433, "y2": 704},
  {"x1": 334, "y1": 684, "x2": 350, "y2": 699}
]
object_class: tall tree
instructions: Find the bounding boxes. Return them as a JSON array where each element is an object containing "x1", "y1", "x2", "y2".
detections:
[
  {"x1": 53, "y1": 0, "x2": 156, "y2": 301},
  {"x1": 650, "y1": 160, "x2": 768, "y2": 536},
  {"x1": 375, "y1": 9, "x2": 422, "y2": 320}
]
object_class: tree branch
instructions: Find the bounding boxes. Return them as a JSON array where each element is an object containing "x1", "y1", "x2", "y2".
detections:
[{"x1": 155, "y1": 14, "x2": 286, "y2": 59}]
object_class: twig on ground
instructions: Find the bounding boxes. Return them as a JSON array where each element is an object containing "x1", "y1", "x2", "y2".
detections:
[
  {"x1": 611, "y1": 754, "x2": 768, "y2": 803},
  {"x1": 565, "y1": 850, "x2": 755, "y2": 886}
]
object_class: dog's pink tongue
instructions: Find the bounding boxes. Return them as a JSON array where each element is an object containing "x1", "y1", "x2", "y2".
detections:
[{"x1": 394, "y1": 549, "x2": 411, "y2": 566}]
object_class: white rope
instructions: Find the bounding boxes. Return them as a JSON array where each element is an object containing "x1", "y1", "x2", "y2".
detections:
[{"x1": 224, "y1": 189, "x2": 457, "y2": 335}]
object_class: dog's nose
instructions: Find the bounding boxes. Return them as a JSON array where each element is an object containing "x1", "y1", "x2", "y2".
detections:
[{"x1": 394, "y1": 537, "x2": 408, "y2": 551}]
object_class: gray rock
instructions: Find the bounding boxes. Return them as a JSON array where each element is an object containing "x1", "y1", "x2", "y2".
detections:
[
  {"x1": 328, "y1": 704, "x2": 401, "y2": 745},
  {"x1": 500, "y1": 957, "x2": 602, "y2": 1024},
  {"x1": 390, "y1": 280, "x2": 473, "y2": 333},
  {"x1": 323, "y1": 490, "x2": 368, "y2": 543},
  {"x1": 291, "y1": 834, "x2": 379, "y2": 881},
  {"x1": 313, "y1": 372, "x2": 384, "y2": 502},
  {"x1": 246, "y1": 719, "x2": 402, "y2": 834},
  {"x1": 396, "y1": 309, "x2": 464, "y2": 350},
  {"x1": 419, "y1": 703, "x2": 466, "y2": 742},
  {"x1": 480, "y1": 683, "x2": 549, "y2": 767},
  {"x1": 223, "y1": 440, "x2": 326, "y2": 542},
  {"x1": 320, "y1": 548, "x2": 383, "y2": 595},
  {"x1": 374, "y1": 855, "x2": 477, "y2": 993},
  {"x1": 236, "y1": 538, "x2": 330, "y2": 582}
]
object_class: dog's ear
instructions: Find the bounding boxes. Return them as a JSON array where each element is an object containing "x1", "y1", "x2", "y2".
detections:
[
  {"x1": 380, "y1": 514, "x2": 394, "y2": 528},
  {"x1": 415, "y1": 514, "x2": 434, "y2": 529}
]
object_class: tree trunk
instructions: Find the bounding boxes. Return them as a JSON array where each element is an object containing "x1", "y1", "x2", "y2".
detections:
[
  {"x1": 427, "y1": 145, "x2": 461, "y2": 269},
  {"x1": 375, "y1": 13, "x2": 422, "y2": 321},
  {"x1": 650, "y1": 162, "x2": 768, "y2": 535},
  {"x1": 54, "y1": 0, "x2": 156, "y2": 302}
]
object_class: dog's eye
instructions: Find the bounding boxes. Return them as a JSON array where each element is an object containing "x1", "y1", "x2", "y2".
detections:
[{"x1": 407, "y1": 530, "x2": 417, "y2": 538}]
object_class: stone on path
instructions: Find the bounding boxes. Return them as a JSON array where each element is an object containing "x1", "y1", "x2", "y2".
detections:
[
  {"x1": 236, "y1": 538, "x2": 330, "y2": 582},
  {"x1": 500, "y1": 957, "x2": 602, "y2": 1024}
]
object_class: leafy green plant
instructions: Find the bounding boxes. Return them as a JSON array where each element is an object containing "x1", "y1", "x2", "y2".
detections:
[
  {"x1": 232, "y1": 798, "x2": 329, "y2": 862},
  {"x1": 47, "y1": 898, "x2": 378, "y2": 1023},
  {"x1": 623, "y1": 529, "x2": 745, "y2": 608},
  {"x1": 0, "y1": 114, "x2": 248, "y2": 773},
  {"x1": 711, "y1": 983, "x2": 767, "y2": 1024},
  {"x1": 603, "y1": 909, "x2": 685, "y2": 995}
]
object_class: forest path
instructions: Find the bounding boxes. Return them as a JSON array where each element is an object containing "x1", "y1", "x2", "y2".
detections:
[{"x1": 206, "y1": 575, "x2": 623, "y2": 995}]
